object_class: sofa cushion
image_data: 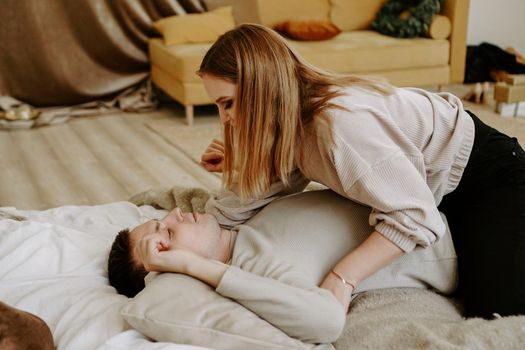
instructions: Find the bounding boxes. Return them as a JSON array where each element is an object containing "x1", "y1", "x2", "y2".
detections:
[
  {"x1": 256, "y1": 0, "x2": 331, "y2": 27},
  {"x1": 427, "y1": 15, "x2": 452, "y2": 39},
  {"x1": 289, "y1": 31, "x2": 449, "y2": 74},
  {"x1": 371, "y1": 66, "x2": 450, "y2": 87},
  {"x1": 201, "y1": 0, "x2": 260, "y2": 24},
  {"x1": 149, "y1": 38, "x2": 212, "y2": 84},
  {"x1": 151, "y1": 65, "x2": 211, "y2": 105},
  {"x1": 149, "y1": 30, "x2": 449, "y2": 85},
  {"x1": 153, "y1": 6, "x2": 235, "y2": 45},
  {"x1": 330, "y1": 0, "x2": 384, "y2": 31}
]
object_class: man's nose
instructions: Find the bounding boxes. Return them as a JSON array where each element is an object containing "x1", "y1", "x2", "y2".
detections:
[
  {"x1": 175, "y1": 207, "x2": 184, "y2": 220},
  {"x1": 164, "y1": 207, "x2": 183, "y2": 223}
]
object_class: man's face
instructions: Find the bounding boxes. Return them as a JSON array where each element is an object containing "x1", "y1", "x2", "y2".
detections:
[{"x1": 129, "y1": 208, "x2": 221, "y2": 266}]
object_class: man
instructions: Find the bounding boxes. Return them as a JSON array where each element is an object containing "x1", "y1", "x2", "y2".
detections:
[{"x1": 108, "y1": 189, "x2": 457, "y2": 343}]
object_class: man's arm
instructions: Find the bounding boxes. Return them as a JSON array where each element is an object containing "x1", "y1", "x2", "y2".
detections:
[
  {"x1": 213, "y1": 265, "x2": 346, "y2": 344},
  {"x1": 178, "y1": 253, "x2": 346, "y2": 344},
  {"x1": 140, "y1": 239, "x2": 345, "y2": 344}
]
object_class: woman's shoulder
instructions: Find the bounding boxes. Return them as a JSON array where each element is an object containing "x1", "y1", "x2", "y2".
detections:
[
  {"x1": 328, "y1": 84, "x2": 399, "y2": 109},
  {"x1": 317, "y1": 86, "x2": 384, "y2": 121},
  {"x1": 310, "y1": 86, "x2": 406, "y2": 142}
]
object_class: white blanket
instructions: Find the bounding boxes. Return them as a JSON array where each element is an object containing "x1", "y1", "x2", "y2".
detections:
[
  {"x1": 3, "y1": 200, "x2": 525, "y2": 349},
  {"x1": 0, "y1": 202, "x2": 209, "y2": 350}
]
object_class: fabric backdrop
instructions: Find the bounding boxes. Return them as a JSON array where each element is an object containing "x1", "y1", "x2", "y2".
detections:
[{"x1": 0, "y1": 0, "x2": 205, "y2": 107}]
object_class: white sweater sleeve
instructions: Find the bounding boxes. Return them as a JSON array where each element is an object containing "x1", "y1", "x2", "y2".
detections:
[
  {"x1": 215, "y1": 266, "x2": 346, "y2": 344},
  {"x1": 344, "y1": 152, "x2": 447, "y2": 251},
  {"x1": 205, "y1": 170, "x2": 309, "y2": 228},
  {"x1": 327, "y1": 112, "x2": 447, "y2": 252}
]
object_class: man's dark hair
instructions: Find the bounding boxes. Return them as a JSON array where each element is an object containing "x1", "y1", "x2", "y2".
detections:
[{"x1": 107, "y1": 229, "x2": 148, "y2": 298}]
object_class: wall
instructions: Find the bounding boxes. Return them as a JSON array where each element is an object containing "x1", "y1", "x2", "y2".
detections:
[{"x1": 467, "y1": 0, "x2": 525, "y2": 54}]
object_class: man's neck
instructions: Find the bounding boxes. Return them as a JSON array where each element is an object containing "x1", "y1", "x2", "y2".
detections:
[{"x1": 215, "y1": 228, "x2": 234, "y2": 263}]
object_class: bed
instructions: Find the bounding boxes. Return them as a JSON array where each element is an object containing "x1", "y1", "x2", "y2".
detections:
[
  {"x1": 0, "y1": 202, "x2": 210, "y2": 350},
  {"x1": 1, "y1": 197, "x2": 525, "y2": 350}
]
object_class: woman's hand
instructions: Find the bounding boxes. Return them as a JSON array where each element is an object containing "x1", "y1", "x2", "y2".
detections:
[
  {"x1": 320, "y1": 272, "x2": 353, "y2": 312},
  {"x1": 201, "y1": 138, "x2": 225, "y2": 173},
  {"x1": 134, "y1": 233, "x2": 197, "y2": 273}
]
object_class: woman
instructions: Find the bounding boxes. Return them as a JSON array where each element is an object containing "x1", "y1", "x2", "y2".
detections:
[{"x1": 198, "y1": 24, "x2": 525, "y2": 318}]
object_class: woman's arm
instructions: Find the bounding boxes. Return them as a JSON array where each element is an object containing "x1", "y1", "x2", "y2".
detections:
[
  {"x1": 320, "y1": 230, "x2": 404, "y2": 310},
  {"x1": 317, "y1": 114, "x2": 450, "y2": 308}
]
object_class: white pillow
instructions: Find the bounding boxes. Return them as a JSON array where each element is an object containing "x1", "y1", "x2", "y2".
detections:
[{"x1": 122, "y1": 273, "x2": 330, "y2": 350}]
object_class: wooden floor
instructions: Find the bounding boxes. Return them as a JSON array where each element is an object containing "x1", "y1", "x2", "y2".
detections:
[{"x1": 0, "y1": 106, "x2": 220, "y2": 210}]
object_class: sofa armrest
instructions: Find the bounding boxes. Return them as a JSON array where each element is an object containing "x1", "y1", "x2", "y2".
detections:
[{"x1": 443, "y1": 0, "x2": 470, "y2": 83}]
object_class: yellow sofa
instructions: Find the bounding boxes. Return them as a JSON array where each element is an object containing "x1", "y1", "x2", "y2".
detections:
[{"x1": 149, "y1": 0, "x2": 470, "y2": 125}]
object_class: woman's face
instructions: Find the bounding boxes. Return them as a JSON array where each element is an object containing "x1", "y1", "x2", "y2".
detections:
[
  {"x1": 201, "y1": 74, "x2": 237, "y2": 125},
  {"x1": 130, "y1": 207, "x2": 222, "y2": 264}
]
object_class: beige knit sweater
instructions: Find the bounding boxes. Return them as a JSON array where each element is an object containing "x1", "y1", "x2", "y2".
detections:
[{"x1": 207, "y1": 86, "x2": 475, "y2": 253}]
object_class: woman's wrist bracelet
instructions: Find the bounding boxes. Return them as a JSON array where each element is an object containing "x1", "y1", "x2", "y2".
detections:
[{"x1": 331, "y1": 269, "x2": 357, "y2": 290}]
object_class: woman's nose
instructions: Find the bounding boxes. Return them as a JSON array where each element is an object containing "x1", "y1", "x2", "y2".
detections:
[{"x1": 218, "y1": 110, "x2": 230, "y2": 125}]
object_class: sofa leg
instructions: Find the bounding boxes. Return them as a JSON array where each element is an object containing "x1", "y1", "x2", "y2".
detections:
[{"x1": 185, "y1": 105, "x2": 194, "y2": 126}]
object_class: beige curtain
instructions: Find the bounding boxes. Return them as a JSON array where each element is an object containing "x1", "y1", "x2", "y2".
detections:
[{"x1": 0, "y1": 0, "x2": 205, "y2": 128}]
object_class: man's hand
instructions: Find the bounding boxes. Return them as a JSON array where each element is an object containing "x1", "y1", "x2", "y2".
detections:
[
  {"x1": 201, "y1": 138, "x2": 225, "y2": 173},
  {"x1": 134, "y1": 233, "x2": 197, "y2": 273},
  {"x1": 320, "y1": 272, "x2": 353, "y2": 312},
  {"x1": 134, "y1": 233, "x2": 228, "y2": 288}
]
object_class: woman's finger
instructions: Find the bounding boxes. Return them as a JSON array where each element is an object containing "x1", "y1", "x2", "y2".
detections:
[
  {"x1": 209, "y1": 142, "x2": 224, "y2": 152},
  {"x1": 201, "y1": 152, "x2": 223, "y2": 163},
  {"x1": 206, "y1": 144, "x2": 224, "y2": 155},
  {"x1": 212, "y1": 138, "x2": 224, "y2": 147},
  {"x1": 205, "y1": 139, "x2": 224, "y2": 153},
  {"x1": 201, "y1": 160, "x2": 223, "y2": 173}
]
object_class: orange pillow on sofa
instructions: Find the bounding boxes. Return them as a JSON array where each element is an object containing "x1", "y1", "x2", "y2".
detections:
[{"x1": 273, "y1": 20, "x2": 341, "y2": 41}]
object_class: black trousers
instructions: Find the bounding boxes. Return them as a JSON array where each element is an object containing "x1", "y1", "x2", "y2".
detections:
[{"x1": 439, "y1": 111, "x2": 525, "y2": 318}]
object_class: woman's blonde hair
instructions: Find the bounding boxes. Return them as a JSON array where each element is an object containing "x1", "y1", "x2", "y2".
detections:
[{"x1": 199, "y1": 24, "x2": 392, "y2": 199}]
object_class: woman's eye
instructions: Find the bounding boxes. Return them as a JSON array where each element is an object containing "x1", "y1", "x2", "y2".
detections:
[{"x1": 224, "y1": 100, "x2": 233, "y2": 109}]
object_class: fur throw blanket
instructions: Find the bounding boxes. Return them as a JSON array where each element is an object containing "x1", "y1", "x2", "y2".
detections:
[
  {"x1": 336, "y1": 288, "x2": 525, "y2": 349},
  {"x1": 0, "y1": 301, "x2": 54, "y2": 349},
  {"x1": 130, "y1": 186, "x2": 525, "y2": 349},
  {"x1": 129, "y1": 186, "x2": 213, "y2": 213}
]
